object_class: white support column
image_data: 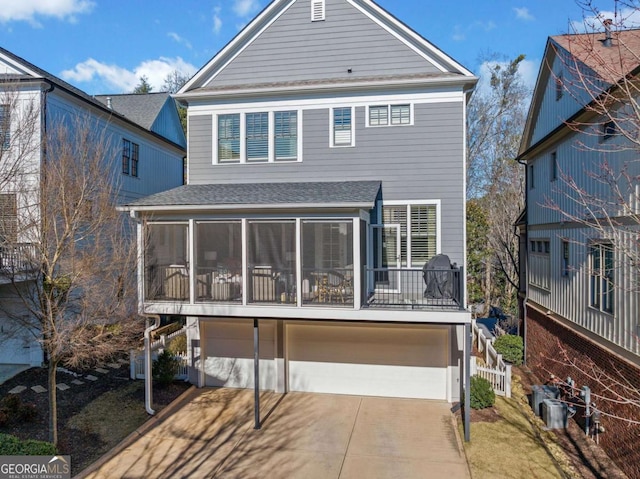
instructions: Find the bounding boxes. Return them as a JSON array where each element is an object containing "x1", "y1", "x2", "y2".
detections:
[
  {"x1": 189, "y1": 219, "x2": 195, "y2": 305},
  {"x1": 242, "y1": 219, "x2": 248, "y2": 306},
  {"x1": 136, "y1": 220, "x2": 145, "y2": 314},
  {"x1": 296, "y1": 218, "x2": 302, "y2": 307}
]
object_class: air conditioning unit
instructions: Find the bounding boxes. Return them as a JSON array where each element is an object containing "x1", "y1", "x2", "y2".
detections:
[
  {"x1": 542, "y1": 399, "x2": 568, "y2": 429},
  {"x1": 531, "y1": 385, "x2": 560, "y2": 417}
]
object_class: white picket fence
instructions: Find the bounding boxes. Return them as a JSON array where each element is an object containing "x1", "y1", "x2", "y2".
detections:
[
  {"x1": 471, "y1": 319, "x2": 512, "y2": 398},
  {"x1": 130, "y1": 326, "x2": 189, "y2": 381}
]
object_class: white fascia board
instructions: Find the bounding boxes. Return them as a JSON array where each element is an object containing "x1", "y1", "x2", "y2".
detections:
[
  {"x1": 120, "y1": 202, "x2": 375, "y2": 213},
  {"x1": 176, "y1": 75, "x2": 477, "y2": 104},
  {"x1": 350, "y1": 0, "x2": 476, "y2": 77},
  {"x1": 186, "y1": 89, "x2": 466, "y2": 114},
  {"x1": 0, "y1": 52, "x2": 41, "y2": 78},
  {"x1": 178, "y1": 0, "x2": 295, "y2": 93}
]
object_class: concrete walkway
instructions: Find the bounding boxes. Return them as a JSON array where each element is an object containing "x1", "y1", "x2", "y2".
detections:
[{"x1": 82, "y1": 388, "x2": 470, "y2": 479}]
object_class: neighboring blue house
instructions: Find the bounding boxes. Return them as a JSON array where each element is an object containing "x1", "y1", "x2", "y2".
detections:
[
  {"x1": 0, "y1": 47, "x2": 186, "y2": 367},
  {"x1": 122, "y1": 0, "x2": 477, "y2": 428}
]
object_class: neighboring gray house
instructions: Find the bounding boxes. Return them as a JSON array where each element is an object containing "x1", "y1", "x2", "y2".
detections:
[
  {"x1": 517, "y1": 29, "x2": 640, "y2": 476},
  {"x1": 122, "y1": 0, "x2": 477, "y2": 421},
  {"x1": 0, "y1": 47, "x2": 186, "y2": 367}
]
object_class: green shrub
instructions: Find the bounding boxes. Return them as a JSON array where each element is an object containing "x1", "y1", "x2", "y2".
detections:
[
  {"x1": 493, "y1": 334, "x2": 524, "y2": 366},
  {"x1": 167, "y1": 334, "x2": 187, "y2": 355},
  {"x1": 0, "y1": 433, "x2": 56, "y2": 455},
  {"x1": 470, "y1": 376, "x2": 495, "y2": 409},
  {"x1": 152, "y1": 350, "x2": 180, "y2": 387}
]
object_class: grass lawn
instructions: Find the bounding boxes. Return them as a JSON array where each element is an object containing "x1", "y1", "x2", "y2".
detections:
[{"x1": 460, "y1": 376, "x2": 579, "y2": 479}]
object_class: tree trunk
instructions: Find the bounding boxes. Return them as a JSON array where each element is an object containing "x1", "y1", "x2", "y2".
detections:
[{"x1": 48, "y1": 360, "x2": 58, "y2": 446}]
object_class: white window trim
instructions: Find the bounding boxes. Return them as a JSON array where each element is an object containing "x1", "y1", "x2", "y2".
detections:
[
  {"x1": 366, "y1": 103, "x2": 414, "y2": 128},
  {"x1": 380, "y1": 199, "x2": 441, "y2": 268},
  {"x1": 330, "y1": 106, "x2": 355, "y2": 148},
  {"x1": 213, "y1": 109, "x2": 303, "y2": 165}
]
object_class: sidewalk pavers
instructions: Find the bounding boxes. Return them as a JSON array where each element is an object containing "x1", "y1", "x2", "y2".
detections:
[
  {"x1": 71, "y1": 379, "x2": 84, "y2": 385},
  {"x1": 56, "y1": 383, "x2": 70, "y2": 391},
  {"x1": 85, "y1": 375, "x2": 98, "y2": 381},
  {"x1": 31, "y1": 385, "x2": 47, "y2": 393},
  {"x1": 95, "y1": 368, "x2": 109, "y2": 374}
]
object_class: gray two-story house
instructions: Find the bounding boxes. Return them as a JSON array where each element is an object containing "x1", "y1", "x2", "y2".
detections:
[{"x1": 123, "y1": 0, "x2": 476, "y2": 414}]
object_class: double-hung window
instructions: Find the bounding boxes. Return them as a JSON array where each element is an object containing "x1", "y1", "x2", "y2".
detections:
[
  {"x1": 122, "y1": 139, "x2": 131, "y2": 175},
  {"x1": 382, "y1": 202, "x2": 439, "y2": 267},
  {"x1": 332, "y1": 107, "x2": 353, "y2": 147},
  {"x1": 275, "y1": 111, "x2": 298, "y2": 161},
  {"x1": 368, "y1": 104, "x2": 411, "y2": 127},
  {"x1": 218, "y1": 114, "x2": 241, "y2": 163},
  {"x1": 0, "y1": 104, "x2": 10, "y2": 149},
  {"x1": 216, "y1": 111, "x2": 299, "y2": 163},
  {"x1": 590, "y1": 242, "x2": 614, "y2": 314},
  {"x1": 246, "y1": 112, "x2": 269, "y2": 162}
]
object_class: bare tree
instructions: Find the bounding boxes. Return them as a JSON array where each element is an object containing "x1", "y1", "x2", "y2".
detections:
[
  {"x1": 467, "y1": 54, "x2": 528, "y2": 316},
  {"x1": 1, "y1": 112, "x2": 143, "y2": 446}
]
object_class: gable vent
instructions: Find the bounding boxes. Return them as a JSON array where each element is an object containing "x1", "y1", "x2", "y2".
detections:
[{"x1": 311, "y1": 0, "x2": 325, "y2": 22}]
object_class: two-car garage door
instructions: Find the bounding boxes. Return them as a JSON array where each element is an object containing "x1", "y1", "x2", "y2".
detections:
[{"x1": 203, "y1": 320, "x2": 449, "y2": 400}]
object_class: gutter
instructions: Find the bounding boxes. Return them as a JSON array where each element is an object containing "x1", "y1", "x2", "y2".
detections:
[
  {"x1": 117, "y1": 201, "x2": 375, "y2": 213},
  {"x1": 144, "y1": 314, "x2": 161, "y2": 415}
]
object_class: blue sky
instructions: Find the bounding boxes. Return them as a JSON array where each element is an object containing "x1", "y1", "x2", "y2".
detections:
[{"x1": 0, "y1": 0, "x2": 630, "y2": 95}]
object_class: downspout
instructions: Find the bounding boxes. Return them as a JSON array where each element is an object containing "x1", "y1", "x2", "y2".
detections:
[
  {"x1": 144, "y1": 314, "x2": 161, "y2": 415},
  {"x1": 516, "y1": 157, "x2": 529, "y2": 365}
]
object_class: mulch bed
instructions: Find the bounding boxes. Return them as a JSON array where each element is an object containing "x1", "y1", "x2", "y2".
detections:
[
  {"x1": 515, "y1": 366, "x2": 629, "y2": 479},
  {"x1": 0, "y1": 363, "x2": 190, "y2": 474}
]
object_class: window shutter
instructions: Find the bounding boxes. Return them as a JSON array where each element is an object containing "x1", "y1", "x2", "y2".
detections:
[{"x1": 311, "y1": 0, "x2": 325, "y2": 21}]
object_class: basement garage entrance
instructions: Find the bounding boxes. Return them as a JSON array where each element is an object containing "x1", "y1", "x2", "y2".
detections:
[
  {"x1": 203, "y1": 320, "x2": 277, "y2": 389},
  {"x1": 287, "y1": 322, "x2": 449, "y2": 400}
]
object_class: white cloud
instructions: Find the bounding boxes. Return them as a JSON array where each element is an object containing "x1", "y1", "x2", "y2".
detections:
[
  {"x1": 452, "y1": 25, "x2": 465, "y2": 42},
  {"x1": 233, "y1": 0, "x2": 261, "y2": 17},
  {"x1": 61, "y1": 57, "x2": 198, "y2": 93},
  {"x1": 0, "y1": 0, "x2": 94, "y2": 25},
  {"x1": 571, "y1": 7, "x2": 640, "y2": 32},
  {"x1": 213, "y1": 6, "x2": 223, "y2": 34},
  {"x1": 168, "y1": 32, "x2": 192, "y2": 50},
  {"x1": 514, "y1": 7, "x2": 535, "y2": 22}
]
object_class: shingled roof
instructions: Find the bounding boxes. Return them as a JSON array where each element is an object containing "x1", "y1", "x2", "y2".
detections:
[
  {"x1": 122, "y1": 181, "x2": 382, "y2": 211},
  {"x1": 94, "y1": 93, "x2": 170, "y2": 130},
  {"x1": 552, "y1": 28, "x2": 640, "y2": 85}
]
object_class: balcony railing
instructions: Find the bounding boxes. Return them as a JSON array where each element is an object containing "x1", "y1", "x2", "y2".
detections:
[
  {"x1": 144, "y1": 263, "x2": 463, "y2": 311},
  {"x1": 0, "y1": 243, "x2": 39, "y2": 276},
  {"x1": 363, "y1": 266, "x2": 463, "y2": 310}
]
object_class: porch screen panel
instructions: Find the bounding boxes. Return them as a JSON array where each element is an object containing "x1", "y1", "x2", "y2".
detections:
[
  {"x1": 248, "y1": 221, "x2": 296, "y2": 303},
  {"x1": 196, "y1": 222, "x2": 242, "y2": 301},
  {"x1": 145, "y1": 223, "x2": 189, "y2": 301}
]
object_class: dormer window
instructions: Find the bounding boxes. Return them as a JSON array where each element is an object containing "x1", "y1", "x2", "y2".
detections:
[{"x1": 311, "y1": 0, "x2": 325, "y2": 21}]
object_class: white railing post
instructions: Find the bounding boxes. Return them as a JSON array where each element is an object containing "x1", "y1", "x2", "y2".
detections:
[
  {"x1": 505, "y1": 364, "x2": 512, "y2": 398},
  {"x1": 129, "y1": 349, "x2": 136, "y2": 380}
]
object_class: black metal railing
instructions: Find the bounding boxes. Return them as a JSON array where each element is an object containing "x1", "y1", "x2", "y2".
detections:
[
  {"x1": 0, "y1": 243, "x2": 39, "y2": 276},
  {"x1": 301, "y1": 267, "x2": 354, "y2": 307},
  {"x1": 248, "y1": 266, "x2": 296, "y2": 305},
  {"x1": 195, "y1": 266, "x2": 242, "y2": 303},
  {"x1": 364, "y1": 266, "x2": 463, "y2": 310}
]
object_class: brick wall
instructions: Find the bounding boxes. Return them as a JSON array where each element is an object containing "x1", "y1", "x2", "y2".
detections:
[{"x1": 526, "y1": 306, "x2": 640, "y2": 479}]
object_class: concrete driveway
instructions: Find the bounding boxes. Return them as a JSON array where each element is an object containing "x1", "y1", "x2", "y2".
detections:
[{"x1": 82, "y1": 388, "x2": 470, "y2": 479}]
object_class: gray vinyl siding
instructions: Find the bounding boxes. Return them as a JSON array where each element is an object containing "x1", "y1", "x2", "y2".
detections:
[
  {"x1": 187, "y1": 101, "x2": 465, "y2": 264},
  {"x1": 530, "y1": 53, "x2": 595, "y2": 146},
  {"x1": 150, "y1": 100, "x2": 187, "y2": 149},
  {"x1": 209, "y1": 0, "x2": 439, "y2": 88},
  {"x1": 528, "y1": 227, "x2": 640, "y2": 356}
]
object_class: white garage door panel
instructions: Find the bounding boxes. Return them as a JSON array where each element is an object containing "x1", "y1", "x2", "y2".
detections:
[
  {"x1": 288, "y1": 324, "x2": 448, "y2": 400},
  {"x1": 204, "y1": 320, "x2": 276, "y2": 389}
]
